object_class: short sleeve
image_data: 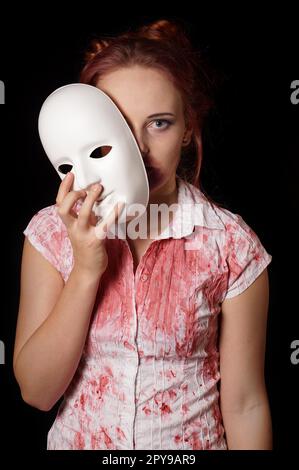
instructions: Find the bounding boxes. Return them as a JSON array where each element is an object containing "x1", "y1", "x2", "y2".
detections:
[
  {"x1": 23, "y1": 205, "x2": 64, "y2": 274},
  {"x1": 224, "y1": 215, "x2": 272, "y2": 299}
]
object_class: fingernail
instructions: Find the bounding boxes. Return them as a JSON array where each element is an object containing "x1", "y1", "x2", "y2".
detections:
[{"x1": 92, "y1": 183, "x2": 100, "y2": 191}]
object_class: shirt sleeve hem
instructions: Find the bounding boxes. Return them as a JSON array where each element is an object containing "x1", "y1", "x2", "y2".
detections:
[
  {"x1": 23, "y1": 228, "x2": 62, "y2": 275},
  {"x1": 223, "y1": 253, "x2": 272, "y2": 300}
]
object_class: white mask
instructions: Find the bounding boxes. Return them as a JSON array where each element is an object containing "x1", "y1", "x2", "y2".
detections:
[{"x1": 38, "y1": 83, "x2": 149, "y2": 222}]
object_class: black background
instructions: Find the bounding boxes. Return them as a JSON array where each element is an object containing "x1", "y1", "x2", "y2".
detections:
[{"x1": 0, "y1": 6, "x2": 298, "y2": 465}]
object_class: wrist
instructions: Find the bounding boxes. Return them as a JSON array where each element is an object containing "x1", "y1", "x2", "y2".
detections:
[{"x1": 71, "y1": 264, "x2": 104, "y2": 284}]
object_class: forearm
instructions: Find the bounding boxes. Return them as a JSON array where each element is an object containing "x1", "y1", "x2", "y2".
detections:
[
  {"x1": 14, "y1": 267, "x2": 101, "y2": 411},
  {"x1": 221, "y1": 398, "x2": 273, "y2": 450}
]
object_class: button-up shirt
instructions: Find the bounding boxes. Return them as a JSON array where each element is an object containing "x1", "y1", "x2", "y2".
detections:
[{"x1": 23, "y1": 175, "x2": 272, "y2": 450}]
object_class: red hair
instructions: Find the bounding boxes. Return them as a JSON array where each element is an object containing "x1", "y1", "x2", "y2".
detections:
[{"x1": 80, "y1": 19, "x2": 215, "y2": 193}]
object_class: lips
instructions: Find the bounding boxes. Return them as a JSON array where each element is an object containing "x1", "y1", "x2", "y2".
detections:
[
  {"x1": 144, "y1": 164, "x2": 164, "y2": 190},
  {"x1": 145, "y1": 165, "x2": 154, "y2": 173}
]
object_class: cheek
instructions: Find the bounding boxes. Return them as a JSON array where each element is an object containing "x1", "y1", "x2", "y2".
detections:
[
  {"x1": 144, "y1": 133, "x2": 182, "y2": 189},
  {"x1": 160, "y1": 140, "x2": 182, "y2": 171},
  {"x1": 155, "y1": 134, "x2": 182, "y2": 165}
]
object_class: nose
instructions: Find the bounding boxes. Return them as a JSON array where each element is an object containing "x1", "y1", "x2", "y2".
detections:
[{"x1": 130, "y1": 127, "x2": 150, "y2": 156}]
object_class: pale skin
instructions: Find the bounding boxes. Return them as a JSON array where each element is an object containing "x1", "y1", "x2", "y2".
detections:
[{"x1": 13, "y1": 65, "x2": 272, "y2": 449}]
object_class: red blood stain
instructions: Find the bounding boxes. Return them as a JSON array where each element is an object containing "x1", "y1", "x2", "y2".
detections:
[
  {"x1": 202, "y1": 321, "x2": 219, "y2": 383},
  {"x1": 142, "y1": 405, "x2": 151, "y2": 415},
  {"x1": 154, "y1": 391, "x2": 163, "y2": 405},
  {"x1": 116, "y1": 427, "x2": 126, "y2": 440},
  {"x1": 80, "y1": 393, "x2": 86, "y2": 411},
  {"x1": 225, "y1": 223, "x2": 234, "y2": 232},
  {"x1": 165, "y1": 369, "x2": 176, "y2": 379},
  {"x1": 74, "y1": 431, "x2": 85, "y2": 449},
  {"x1": 99, "y1": 376, "x2": 109, "y2": 392},
  {"x1": 160, "y1": 403, "x2": 172, "y2": 415},
  {"x1": 203, "y1": 356, "x2": 218, "y2": 383},
  {"x1": 104, "y1": 366, "x2": 113, "y2": 376},
  {"x1": 175, "y1": 295, "x2": 205, "y2": 357},
  {"x1": 191, "y1": 431, "x2": 203, "y2": 450},
  {"x1": 204, "y1": 273, "x2": 227, "y2": 313},
  {"x1": 91, "y1": 433, "x2": 97, "y2": 450},
  {"x1": 182, "y1": 404, "x2": 189, "y2": 414},
  {"x1": 212, "y1": 403, "x2": 224, "y2": 442},
  {"x1": 124, "y1": 340, "x2": 135, "y2": 351},
  {"x1": 100, "y1": 427, "x2": 113, "y2": 449}
]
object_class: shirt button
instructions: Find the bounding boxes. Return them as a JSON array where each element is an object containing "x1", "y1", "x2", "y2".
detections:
[{"x1": 140, "y1": 273, "x2": 148, "y2": 282}]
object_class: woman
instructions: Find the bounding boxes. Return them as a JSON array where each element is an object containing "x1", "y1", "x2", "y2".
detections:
[{"x1": 13, "y1": 19, "x2": 273, "y2": 450}]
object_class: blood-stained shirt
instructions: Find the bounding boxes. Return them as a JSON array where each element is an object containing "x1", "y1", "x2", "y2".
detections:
[{"x1": 22, "y1": 175, "x2": 272, "y2": 450}]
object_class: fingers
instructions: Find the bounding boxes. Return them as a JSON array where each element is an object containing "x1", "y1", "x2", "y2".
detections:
[
  {"x1": 55, "y1": 173, "x2": 123, "y2": 235},
  {"x1": 56, "y1": 174, "x2": 87, "y2": 227},
  {"x1": 94, "y1": 201, "x2": 125, "y2": 240},
  {"x1": 56, "y1": 172, "x2": 74, "y2": 206},
  {"x1": 57, "y1": 190, "x2": 87, "y2": 227},
  {"x1": 77, "y1": 183, "x2": 103, "y2": 228}
]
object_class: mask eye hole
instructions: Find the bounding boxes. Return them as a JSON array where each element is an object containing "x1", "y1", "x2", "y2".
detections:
[
  {"x1": 90, "y1": 146, "x2": 112, "y2": 159},
  {"x1": 58, "y1": 164, "x2": 73, "y2": 174}
]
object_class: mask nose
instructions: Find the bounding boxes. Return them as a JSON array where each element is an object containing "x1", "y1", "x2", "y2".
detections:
[
  {"x1": 74, "y1": 176, "x2": 96, "y2": 192},
  {"x1": 72, "y1": 162, "x2": 93, "y2": 191}
]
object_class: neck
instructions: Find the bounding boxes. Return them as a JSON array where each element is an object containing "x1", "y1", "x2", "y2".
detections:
[
  {"x1": 148, "y1": 175, "x2": 178, "y2": 207},
  {"x1": 125, "y1": 175, "x2": 178, "y2": 239}
]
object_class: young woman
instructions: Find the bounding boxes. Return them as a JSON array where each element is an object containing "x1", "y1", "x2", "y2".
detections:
[{"x1": 13, "y1": 19, "x2": 273, "y2": 450}]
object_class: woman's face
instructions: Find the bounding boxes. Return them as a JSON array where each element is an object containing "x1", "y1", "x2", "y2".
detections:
[{"x1": 97, "y1": 66, "x2": 192, "y2": 195}]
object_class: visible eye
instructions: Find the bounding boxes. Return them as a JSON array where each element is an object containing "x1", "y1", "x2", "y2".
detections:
[
  {"x1": 90, "y1": 146, "x2": 112, "y2": 159},
  {"x1": 58, "y1": 164, "x2": 73, "y2": 174},
  {"x1": 150, "y1": 119, "x2": 173, "y2": 131}
]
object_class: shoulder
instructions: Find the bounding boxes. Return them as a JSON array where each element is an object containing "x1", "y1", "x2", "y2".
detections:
[
  {"x1": 183, "y1": 180, "x2": 271, "y2": 262},
  {"x1": 24, "y1": 204, "x2": 67, "y2": 237},
  {"x1": 176, "y1": 178, "x2": 272, "y2": 299},
  {"x1": 23, "y1": 203, "x2": 68, "y2": 257},
  {"x1": 209, "y1": 203, "x2": 259, "y2": 243},
  {"x1": 182, "y1": 178, "x2": 258, "y2": 240},
  {"x1": 23, "y1": 204, "x2": 72, "y2": 280}
]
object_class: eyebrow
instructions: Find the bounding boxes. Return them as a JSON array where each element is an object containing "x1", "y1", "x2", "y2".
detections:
[{"x1": 147, "y1": 112, "x2": 175, "y2": 118}]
